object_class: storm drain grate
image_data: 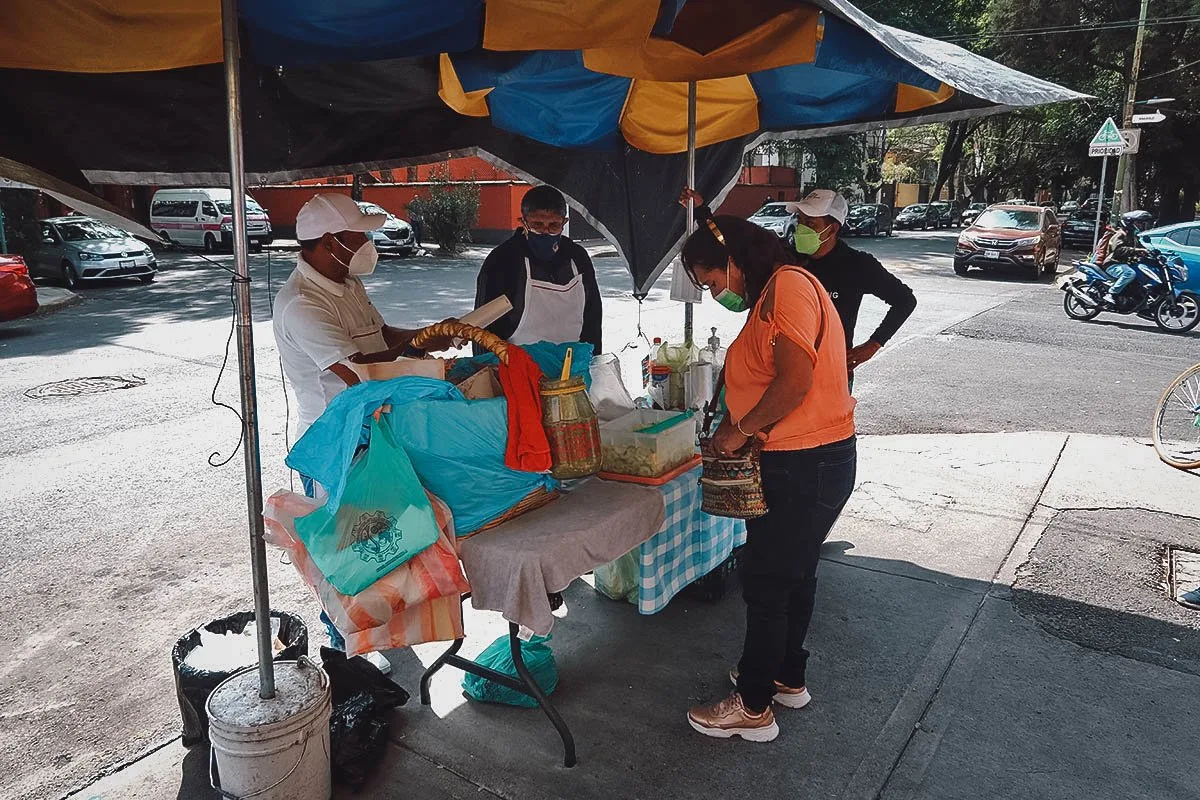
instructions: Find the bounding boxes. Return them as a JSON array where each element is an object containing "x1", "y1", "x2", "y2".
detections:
[
  {"x1": 24, "y1": 375, "x2": 146, "y2": 399},
  {"x1": 1167, "y1": 546, "x2": 1200, "y2": 611}
]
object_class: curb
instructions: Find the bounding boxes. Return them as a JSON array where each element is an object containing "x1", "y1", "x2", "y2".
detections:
[{"x1": 34, "y1": 288, "x2": 82, "y2": 316}]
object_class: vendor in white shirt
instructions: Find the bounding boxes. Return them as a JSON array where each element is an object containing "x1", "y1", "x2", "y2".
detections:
[
  {"x1": 274, "y1": 192, "x2": 453, "y2": 450},
  {"x1": 273, "y1": 193, "x2": 453, "y2": 672}
]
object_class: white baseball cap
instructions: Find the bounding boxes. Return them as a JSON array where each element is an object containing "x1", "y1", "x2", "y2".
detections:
[
  {"x1": 795, "y1": 189, "x2": 849, "y2": 225},
  {"x1": 295, "y1": 193, "x2": 385, "y2": 241}
]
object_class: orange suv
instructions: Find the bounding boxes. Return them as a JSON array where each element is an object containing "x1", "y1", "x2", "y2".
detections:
[{"x1": 954, "y1": 205, "x2": 1061, "y2": 279}]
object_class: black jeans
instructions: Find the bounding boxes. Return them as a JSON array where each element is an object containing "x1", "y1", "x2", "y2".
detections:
[{"x1": 736, "y1": 436, "x2": 857, "y2": 712}]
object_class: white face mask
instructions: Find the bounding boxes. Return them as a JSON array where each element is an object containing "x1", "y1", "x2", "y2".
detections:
[{"x1": 333, "y1": 237, "x2": 378, "y2": 276}]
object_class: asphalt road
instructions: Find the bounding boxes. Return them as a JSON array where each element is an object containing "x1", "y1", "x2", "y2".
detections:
[{"x1": 1, "y1": 228, "x2": 1197, "y2": 800}]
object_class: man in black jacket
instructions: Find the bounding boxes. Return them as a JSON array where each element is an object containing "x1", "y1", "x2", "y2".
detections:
[
  {"x1": 681, "y1": 187, "x2": 916, "y2": 385},
  {"x1": 792, "y1": 189, "x2": 917, "y2": 375},
  {"x1": 475, "y1": 185, "x2": 603, "y2": 351}
]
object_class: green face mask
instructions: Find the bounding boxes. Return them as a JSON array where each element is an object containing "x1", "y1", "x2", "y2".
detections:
[
  {"x1": 793, "y1": 223, "x2": 822, "y2": 255},
  {"x1": 715, "y1": 287, "x2": 747, "y2": 313}
]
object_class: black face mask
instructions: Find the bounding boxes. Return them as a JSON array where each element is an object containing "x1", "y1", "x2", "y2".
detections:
[{"x1": 526, "y1": 230, "x2": 560, "y2": 261}]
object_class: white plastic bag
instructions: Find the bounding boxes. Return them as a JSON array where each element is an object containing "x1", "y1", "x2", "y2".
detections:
[{"x1": 588, "y1": 353, "x2": 637, "y2": 421}]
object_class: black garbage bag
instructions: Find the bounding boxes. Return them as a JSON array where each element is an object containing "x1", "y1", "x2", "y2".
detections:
[
  {"x1": 321, "y1": 646, "x2": 409, "y2": 791},
  {"x1": 172, "y1": 609, "x2": 308, "y2": 747}
]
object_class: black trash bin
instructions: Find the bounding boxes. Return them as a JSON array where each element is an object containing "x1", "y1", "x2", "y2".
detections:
[{"x1": 172, "y1": 609, "x2": 308, "y2": 746}]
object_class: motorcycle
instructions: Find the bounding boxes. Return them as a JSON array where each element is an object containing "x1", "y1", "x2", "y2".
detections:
[{"x1": 1057, "y1": 248, "x2": 1200, "y2": 333}]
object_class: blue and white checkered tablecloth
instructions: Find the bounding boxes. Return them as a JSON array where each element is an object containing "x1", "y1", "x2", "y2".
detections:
[{"x1": 634, "y1": 464, "x2": 747, "y2": 614}]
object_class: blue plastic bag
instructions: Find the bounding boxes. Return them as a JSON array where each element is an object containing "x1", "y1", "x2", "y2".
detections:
[
  {"x1": 462, "y1": 635, "x2": 558, "y2": 708},
  {"x1": 388, "y1": 396, "x2": 558, "y2": 535},
  {"x1": 288, "y1": 377, "x2": 459, "y2": 515},
  {"x1": 293, "y1": 414, "x2": 441, "y2": 596},
  {"x1": 451, "y1": 341, "x2": 593, "y2": 387}
]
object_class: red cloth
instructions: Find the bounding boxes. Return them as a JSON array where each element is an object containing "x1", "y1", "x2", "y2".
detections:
[{"x1": 498, "y1": 345, "x2": 552, "y2": 472}]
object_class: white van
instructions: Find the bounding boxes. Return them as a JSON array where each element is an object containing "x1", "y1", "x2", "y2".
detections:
[{"x1": 150, "y1": 188, "x2": 272, "y2": 251}]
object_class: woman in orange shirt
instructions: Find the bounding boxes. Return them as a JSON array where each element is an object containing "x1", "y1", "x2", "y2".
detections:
[{"x1": 682, "y1": 215, "x2": 857, "y2": 743}]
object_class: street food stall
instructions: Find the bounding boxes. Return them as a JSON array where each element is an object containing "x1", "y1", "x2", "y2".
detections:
[{"x1": 0, "y1": 0, "x2": 1086, "y2": 792}]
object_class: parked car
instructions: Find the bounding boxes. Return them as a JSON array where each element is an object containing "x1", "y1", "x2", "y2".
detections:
[
  {"x1": 0, "y1": 254, "x2": 38, "y2": 321},
  {"x1": 1142, "y1": 221, "x2": 1200, "y2": 293},
  {"x1": 30, "y1": 217, "x2": 157, "y2": 289},
  {"x1": 150, "y1": 188, "x2": 272, "y2": 252},
  {"x1": 356, "y1": 201, "x2": 417, "y2": 256},
  {"x1": 843, "y1": 203, "x2": 893, "y2": 237},
  {"x1": 1060, "y1": 211, "x2": 1104, "y2": 251},
  {"x1": 930, "y1": 201, "x2": 960, "y2": 227},
  {"x1": 1060, "y1": 200, "x2": 1080, "y2": 214},
  {"x1": 960, "y1": 202, "x2": 989, "y2": 226},
  {"x1": 746, "y1": 201, "x2": 799, "y2": 240},
  {"x1": 894, "y1": 203, "x2": 938, "y2": 230},
  {"x1": 1005, "y1": 198, "x2": 1029, "y2": 206},
  {"x1": 954, "y1": 205, "x2": 1061, "y2": 278}
]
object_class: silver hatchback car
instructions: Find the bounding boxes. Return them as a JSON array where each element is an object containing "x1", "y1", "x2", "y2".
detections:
[{"x1": 31, "y1": 217, "x2": 157, "y2": 289}]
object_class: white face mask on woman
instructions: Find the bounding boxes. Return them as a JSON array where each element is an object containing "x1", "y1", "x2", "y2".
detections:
[{"x1": 332, "y1": 237, "x2": 379, "y2": 276}]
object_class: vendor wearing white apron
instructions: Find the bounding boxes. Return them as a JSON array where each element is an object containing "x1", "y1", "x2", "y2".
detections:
[{"x1": 474, "y1": 184, "x2": 602, "y2": 351}]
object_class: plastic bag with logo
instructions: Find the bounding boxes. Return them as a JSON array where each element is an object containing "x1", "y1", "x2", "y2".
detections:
[{"x1": 294, "y1": 413, "x2": 441, "y2": 596}]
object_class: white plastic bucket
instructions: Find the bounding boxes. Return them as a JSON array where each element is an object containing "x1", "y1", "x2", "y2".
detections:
[{"x1": 205, "y1": 657, "x2": 332, "y2": 800}]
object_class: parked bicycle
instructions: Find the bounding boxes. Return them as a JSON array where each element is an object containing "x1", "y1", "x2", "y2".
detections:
[{"x1": 1153, "y1": 362, "x2": 1200, "y2": 470}]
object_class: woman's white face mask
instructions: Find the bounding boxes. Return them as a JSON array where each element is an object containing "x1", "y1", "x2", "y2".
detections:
[{"x1": 332, "y1": 236, "x2": 379, "y2": 276}]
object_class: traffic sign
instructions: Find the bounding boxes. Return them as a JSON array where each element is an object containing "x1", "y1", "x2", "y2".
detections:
[
  {"x1": 1089, "y1": 117, "x2": 1125, "y2": 157},
  {"x1": 1132, "y1": 111, "x2": 1166, "y2": 124},
  {"x1": 1090, "y1": 117, "x2": 1123, "y2": 146},
  {"x1": 1119, "y1": 128, "x2": 1141, "y2": 154}
]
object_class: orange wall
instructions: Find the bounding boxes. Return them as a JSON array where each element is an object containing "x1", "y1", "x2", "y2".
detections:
[
  {"x1": 250, "y1": 182, "x2": 525, "y2": 232},
  {"x1": 250, "y1": 156, "x2": 800, "y2": 235}
]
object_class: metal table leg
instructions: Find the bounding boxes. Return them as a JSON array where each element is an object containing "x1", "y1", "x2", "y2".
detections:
[
  {"x1": 507, "y1": 622, "x2": 576, "y2": 767},
  {"x1": 418, "y1": 596, "x2": 577, "y2": 766}
]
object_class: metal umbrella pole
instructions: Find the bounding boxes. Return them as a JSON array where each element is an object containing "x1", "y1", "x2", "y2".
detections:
[
  {"x1": 221, "y1": 0, "x2": 275, "y2": 699},
  {"x1": 684, "y1": 80, "x2": 697, "y2": 346}
]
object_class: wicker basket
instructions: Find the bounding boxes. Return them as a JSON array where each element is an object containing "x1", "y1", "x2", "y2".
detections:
[
  {"x1": 698, "y1": 438, "x2": 768, "y2": 519},
  {"x1": 697, "y1": 369, "x2": 768, "y2": 520},
  {"x1": 409, "y1": 321, "x2": 559, "y2": 535}
]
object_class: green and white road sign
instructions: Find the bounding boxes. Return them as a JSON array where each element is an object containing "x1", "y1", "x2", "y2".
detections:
[{"x1": 1089, "y1": 117, "x2": 1124, "y2": 157}]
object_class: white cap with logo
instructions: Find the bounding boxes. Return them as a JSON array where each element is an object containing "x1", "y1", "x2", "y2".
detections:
[
  {"x1": 295, "y1": 193, "x2": 386, "y2": 241},
  {"x1": 795, "y1": 189, "x2": 849, "y2": 225}
]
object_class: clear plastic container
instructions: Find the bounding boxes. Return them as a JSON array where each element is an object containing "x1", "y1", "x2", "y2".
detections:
[{"x1": 599, "y1": 409, "x2": 697, "y2": 478}]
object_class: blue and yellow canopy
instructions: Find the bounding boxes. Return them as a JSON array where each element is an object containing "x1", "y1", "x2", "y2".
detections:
[
  {"x1": 440, "y1": 13, "x2": 955, "y2": 154},
  {"x1": 0, "y1": 0, "x2": 1086, "y2": 292}
]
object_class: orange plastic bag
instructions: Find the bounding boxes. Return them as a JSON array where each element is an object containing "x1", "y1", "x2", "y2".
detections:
[{"x1": 264, "y1": 490, "x2": 469, "y2": 656}]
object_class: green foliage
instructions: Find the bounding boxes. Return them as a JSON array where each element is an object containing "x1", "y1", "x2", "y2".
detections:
[
  {"x1": 796, "y1": 0, "x2": 1200, "y2": 216},
  {"x1": 406, "y1": 169, "x2": 480, "y2": 255},
  {"x1": 0, "y1": 189, "x2": 41, "y2": 256}
]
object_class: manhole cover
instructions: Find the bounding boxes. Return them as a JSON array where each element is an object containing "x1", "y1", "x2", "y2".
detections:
[
  {"x1": 1167, "y1": 546, "x2": 1200, "y2": 610},
  {"x1": 24, "y1": 375, "x2": 146, "y2": 399}
]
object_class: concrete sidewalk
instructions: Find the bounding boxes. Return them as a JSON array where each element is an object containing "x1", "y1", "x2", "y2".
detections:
[{"x1": 68, "y1": 432, "x2": 1200, "y2": 800}]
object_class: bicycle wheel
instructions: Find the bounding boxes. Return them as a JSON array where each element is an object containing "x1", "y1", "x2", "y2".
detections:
[{"x1": 1153, "y1": 363, "x2": 1200, "y2": 470}]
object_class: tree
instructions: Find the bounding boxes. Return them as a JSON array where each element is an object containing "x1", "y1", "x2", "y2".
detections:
[
  {"x1": 0, "y1": 189, "x2": 41, "y2": 256},
  {"x1": 405, "y1": 168, "x2": 480, "y2": 255}
]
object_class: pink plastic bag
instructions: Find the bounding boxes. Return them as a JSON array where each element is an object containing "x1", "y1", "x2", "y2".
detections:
[{"x1": 264, "y1": 490, "x2": 469, "y2": 655}]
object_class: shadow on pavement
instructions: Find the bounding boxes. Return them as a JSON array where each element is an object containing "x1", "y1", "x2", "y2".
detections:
[{"x1": 332, "y1": 533, "x2": 1200, "y2": 800}]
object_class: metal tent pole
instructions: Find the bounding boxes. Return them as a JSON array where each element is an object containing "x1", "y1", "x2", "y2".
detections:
[
  {"x1": 684, "y1": 80, "x2": 697, "y2": 346},
  {"x1": 221, "y1": 0, "x2": 274, "y2": 699}
]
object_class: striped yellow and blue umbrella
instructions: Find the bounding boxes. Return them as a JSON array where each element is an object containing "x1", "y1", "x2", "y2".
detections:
[{"x1": 439, "y1": 8, "x2": 957, "y2": 154}]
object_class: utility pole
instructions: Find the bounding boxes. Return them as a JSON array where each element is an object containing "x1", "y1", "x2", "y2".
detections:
[{"x1": 1113, "y1": 0, "x2": 1150, "y2": 213}]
